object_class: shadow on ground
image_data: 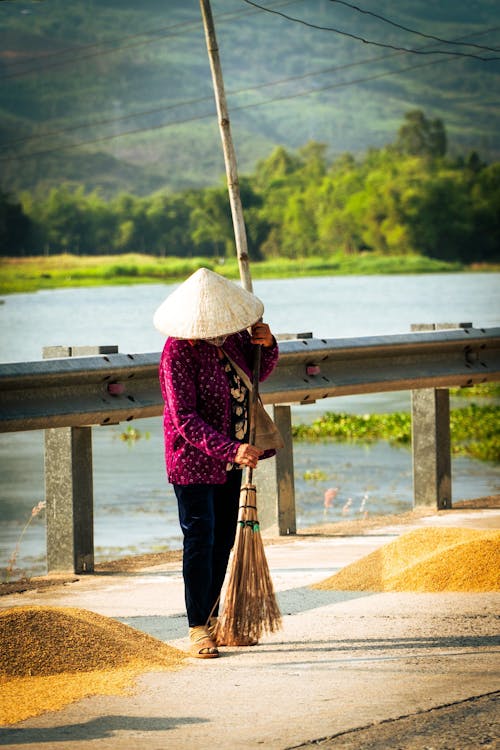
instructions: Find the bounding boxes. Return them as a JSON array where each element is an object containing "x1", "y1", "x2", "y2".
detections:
[{"x1": 0, "y1": 715, "x2": 207, "y2": 745}]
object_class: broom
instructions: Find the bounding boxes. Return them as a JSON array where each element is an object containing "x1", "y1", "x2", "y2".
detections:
[
  {"x1": 199, "y1": 0, "x2": 282, "y2": 644},
  {"x1": 213, "y1": 344, "x2": 282, "y2": 645}
]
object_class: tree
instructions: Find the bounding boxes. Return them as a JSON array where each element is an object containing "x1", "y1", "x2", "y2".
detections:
[
  {"x1": 111, "y1": 193, "x2": 149, "y2": 254},
  {"x1": 403, "y1": 171, "x2": 473, "y2": 261},
  {"x1": 396, "y1": 110, "x2": 447, "y2": 158},
  {"x1": 8, "y1": 110, "x2": 499, "y2": 265},
  {"x1": 146, "y1": 192, "x2": 193, "y2": 257},
  {"x1": 0, "y1": 191, "x2": 34, "y2": 256},
  {"x1": 188, "y1": 186, "x2": 233, "y2": 258},
  {"x1": 253, "y1": 146, "x2": 302, "y2": 190},
  {"x1": 28, "y1": 186, "x2": 92, "y2": 255},
  {"x1": 85, "y1": 191, "x2": 116, "y2": 255},
  {"x1": 280, "y1": 192, "x2": 318, "y2": 257},
  {"x1": 469, "y1": 163, "x2": 500, "y2": 261},
  {"x1": 297, "y1": 142, "x2": 328, "y2": 182}
]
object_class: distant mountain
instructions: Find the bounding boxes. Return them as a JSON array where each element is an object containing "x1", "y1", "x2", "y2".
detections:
[{"x1": 1, "y1": 0, "x2": 499, "y2": 197}]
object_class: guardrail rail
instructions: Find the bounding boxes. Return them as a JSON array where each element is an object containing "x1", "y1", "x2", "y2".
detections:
[{"x1": 1, "y1": 325, "x2": 499, "y2": 573}]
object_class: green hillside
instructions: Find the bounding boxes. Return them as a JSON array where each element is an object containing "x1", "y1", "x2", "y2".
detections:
[{"x1": 1, "y1": 0, "x2": 499, "y2": 197}]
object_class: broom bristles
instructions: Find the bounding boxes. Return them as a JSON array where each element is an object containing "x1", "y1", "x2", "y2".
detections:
[{"x1": 215, "y1": 483, "x2": 282, "y2": 645}]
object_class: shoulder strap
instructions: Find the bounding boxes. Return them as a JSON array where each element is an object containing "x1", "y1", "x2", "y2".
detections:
[{"x1": 221, "y1": 350, "x2": 253, "y2": 391}]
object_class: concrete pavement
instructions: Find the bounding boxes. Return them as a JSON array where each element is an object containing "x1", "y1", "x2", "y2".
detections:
[{"x1": 1, "y1": 509, "x2": 499, "y2": 749}]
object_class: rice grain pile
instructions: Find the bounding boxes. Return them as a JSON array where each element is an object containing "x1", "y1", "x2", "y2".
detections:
[
  {"x1": 0, "y1": 606, "x2": 186, "y2": 726},
  {"x1": 312, "y1": 527, "x2": 500, "y2": 593}
]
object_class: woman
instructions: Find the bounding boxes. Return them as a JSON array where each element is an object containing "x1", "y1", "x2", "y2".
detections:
[{"x1": 154, "y1": 268, "x2": 279, "y2": 658}]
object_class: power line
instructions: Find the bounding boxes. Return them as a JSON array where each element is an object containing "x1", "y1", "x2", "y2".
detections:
[
  {"x1": 0, "y1": 95, "x2": 213, "y2": 150},
  {"x1": 0, "y1": 48, "x2": 485, "y2": 165},
  {"x1": 241, "y1": 0, "x2": 500, "y2": 61},
  {"x1": 0, "y1": 110, "x2": 218, "y2": 164},
  {"x1": 0, "y1": 59, "x2": 391, "y2": 151},
  {"x1": 3, "y1": 22, "x2": 498, "y2": 153},
  {"x1": 1, "y1": 6, "x2": 498, "y2": 162},
  {"x1": 328, "y1": 0, "x2": 500, "y2": 53}
]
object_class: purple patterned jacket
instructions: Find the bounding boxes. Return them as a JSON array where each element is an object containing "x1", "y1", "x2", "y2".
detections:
[{"x1": 159, "y1": 331, "x2": 279, "y2": 485}]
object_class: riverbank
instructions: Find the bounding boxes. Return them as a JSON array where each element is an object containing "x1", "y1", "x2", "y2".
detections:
[{"x1": 1, "y1": 252, "x2": 496, "y2": 295}]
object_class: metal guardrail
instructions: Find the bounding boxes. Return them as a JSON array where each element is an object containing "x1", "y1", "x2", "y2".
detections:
[
  {"x1": 2, "y1": 324, "x2": 498, "y2": 574},
  {"x1": 262, "y1": 326, "x2": 500, "y2": 403},
  {"x1": 1, "y1": 326, "x2": 499, "y2": 432}
]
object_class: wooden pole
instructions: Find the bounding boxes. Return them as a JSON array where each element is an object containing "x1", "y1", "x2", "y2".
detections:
[{"x1": 199, "y1": 0, "x2": 253, "y2": 293}]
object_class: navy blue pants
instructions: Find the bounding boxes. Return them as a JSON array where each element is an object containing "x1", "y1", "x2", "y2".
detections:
[{"x1": 173, "y1": 470, "x2": 242, "y2": 628}]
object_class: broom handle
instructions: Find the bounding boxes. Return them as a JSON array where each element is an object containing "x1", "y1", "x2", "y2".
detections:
[{"x1": 245, "y1": 343, "x2": 261, "y2": 485}]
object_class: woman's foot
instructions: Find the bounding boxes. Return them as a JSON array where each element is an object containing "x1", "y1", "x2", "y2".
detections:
[{"x1": 189, "y1": 625, "x2": 219, "y2": 659}]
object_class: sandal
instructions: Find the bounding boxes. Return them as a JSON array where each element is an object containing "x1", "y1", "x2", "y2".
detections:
[{"x1": 189, "y1": 626, "x2": 219, "y2": 659}]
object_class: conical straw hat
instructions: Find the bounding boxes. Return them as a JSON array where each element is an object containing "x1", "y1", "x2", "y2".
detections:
[{"x1": 153, "y1": 267, "x2": 264, "y2": 339}]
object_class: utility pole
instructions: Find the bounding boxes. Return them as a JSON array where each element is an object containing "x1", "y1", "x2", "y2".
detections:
[{"x1": 199, "y1": 0, "x2": 253, "y2": 293}]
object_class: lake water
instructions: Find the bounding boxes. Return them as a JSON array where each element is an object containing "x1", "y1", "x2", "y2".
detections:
[{"x1": 1, "y1": 273, "x2": 499, "y2": 577}]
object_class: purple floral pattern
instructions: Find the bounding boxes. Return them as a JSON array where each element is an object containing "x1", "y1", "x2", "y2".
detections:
[{"x1": 159, "y1": 331, "x2": 279, "y2": 485}]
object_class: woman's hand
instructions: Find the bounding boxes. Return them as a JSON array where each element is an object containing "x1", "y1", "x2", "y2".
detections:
[
  {"x1": 251, "y1": 321, "x2": 274, "y2": 348},
  {"x1": 234, "y1": 443, "x2": 264, "y2": 468}
]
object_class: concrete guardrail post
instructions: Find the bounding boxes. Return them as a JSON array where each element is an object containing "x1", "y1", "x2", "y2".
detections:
[
  {"x1": 255, "y1": 404, "x2": 296, "y2": 535},
  {"x1": 410, "y1": 323, "x2": 471, "y2": 509},
  {"x1": 253, "y1": 333, "x2": 313, "y2": 535},
  {"x1": 43, "y1": 345, "x2": 118, "y2": 574}
]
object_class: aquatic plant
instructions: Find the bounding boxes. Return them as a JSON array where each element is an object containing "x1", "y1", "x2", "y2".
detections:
[
  {"x1": 119, "y1": 425, "x2": 151, "y2": 445},
  {"x1": 303, "y1": 469, "x2": 328, "y2": 482},
  {"x1": 292, "y1": 404, "x2": 499, "y2": 463}
]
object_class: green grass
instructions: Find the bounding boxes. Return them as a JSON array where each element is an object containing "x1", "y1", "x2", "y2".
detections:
[
  {"x1": 0, "y1": 252, "x2": 480, "y2": 295},
  {"x1": 0, "y1": 254, "x2": 229, "y2": 294}
]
